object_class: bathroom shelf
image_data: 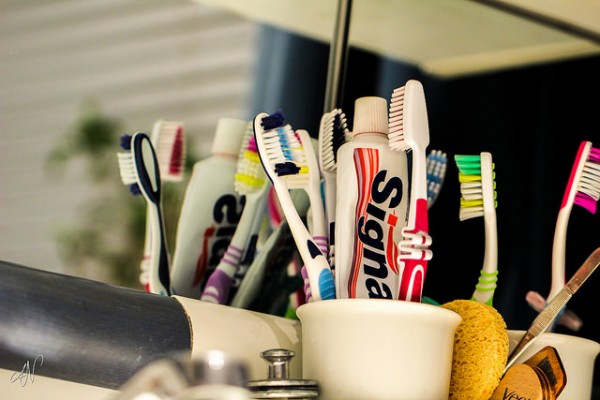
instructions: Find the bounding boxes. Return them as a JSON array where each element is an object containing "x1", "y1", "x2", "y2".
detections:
[{"x1": 191, "y1": 0, "x2": 600, "y2": 77}]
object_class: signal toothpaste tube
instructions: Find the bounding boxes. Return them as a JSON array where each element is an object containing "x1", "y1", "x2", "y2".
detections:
[{"x1": 334, "y1": 97, "x2": 409, "y2": 299}]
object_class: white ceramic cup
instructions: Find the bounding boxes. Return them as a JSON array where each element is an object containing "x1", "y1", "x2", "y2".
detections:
[
  {"x1": 296, "y1": 299, "x2": 462, "y2": 400},
  {"x1": 508, "y1": 330, "x2": 600, "y2": 400}
]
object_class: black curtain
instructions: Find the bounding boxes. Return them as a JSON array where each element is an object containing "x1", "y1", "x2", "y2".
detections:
[{"x1": 250, "y1": 25, "x2": 600, "y2": 395}]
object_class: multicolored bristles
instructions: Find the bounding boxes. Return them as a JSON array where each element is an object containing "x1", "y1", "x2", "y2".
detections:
[
  {"x1": 426, "y1": 149, "x2": 447, "y2": 208},
  {"x1": 151, "y1": 119, "x2": 185, "y2": 182},
  {"x1": 253, "y1": 111, "x2": 335, "y2": 301},
  {"x1": 547, "y1": 141, "x2": 600, "y2": 323}
]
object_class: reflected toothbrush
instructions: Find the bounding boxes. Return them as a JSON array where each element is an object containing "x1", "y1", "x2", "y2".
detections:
[
  {"x1": 118, "y1": 132, "x2": 170, "y2": 295},
  {"x1": 455, "y1": 152, "x2": 499, "y2": 306},
  {"x1": 388, "y1": 80, "x2": 432, "y2": 302},
  {"x1": 426, "y1": 149, "x2": 447, "y2": 209},
  {"x1": 525, "y1": 290, "x2": 583, "y2": 331},
  {"x1": 231, "y1": 188, "x2": 311, "y2": 309},
  {"x1": 201, "y1": 122, "x2": 270, "y2": 304},
  {"x1": 506, "y1": 247, "x2": 600, "y2": 371},
  {"x1": 138, "y1": 120, "x2": 185, "y2": 291},
  {"x1": 253, "y1": 111, "x2": 335, "y2": 301}
]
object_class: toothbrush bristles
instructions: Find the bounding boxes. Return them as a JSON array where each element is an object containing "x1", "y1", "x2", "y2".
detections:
[
  {"x1": 331, "y1": 111, "x2": 348, "y2": 164},
  {"x1": 261, "y1": 110, "x2": 285, "y2": 130},
  {"x1": 120, "y1": 134, "x2": 132, "y2": 150},
  {"x1": 168, "y1": 126, "x2": 185, "y2": 175},
  {"x1": 275, "y1": 162, "x2": 301, "y2": 176},
  {"x1": 455, "y1": 154, "x2": 497, "y2": 220},
  {"x1": 130, "y1": 183, "x2": 141, "y2": 195},
  {"x1": 388, "y1": 86, "x2": 408, "y2": 150},
  {"x1": 574, "y1": 146, "x2": 600, "y2": 214}
]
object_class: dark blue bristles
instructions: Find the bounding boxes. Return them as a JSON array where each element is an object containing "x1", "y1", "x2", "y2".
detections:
[
  {"x1": 274, "y1": 161, "x2": 300, "y2": 176},
  {"x1": 332, "y1": 113, "x2": 347, "y2": 163},
  {"x1": 120, "y1": 134, "x2": 132, "y2": 150},
  {"x1": 261, "y1": 110, "x2": 285, "y2": 130},
  {"x1": 129, "y1": 183, "x2": 141, "y2": 195}
]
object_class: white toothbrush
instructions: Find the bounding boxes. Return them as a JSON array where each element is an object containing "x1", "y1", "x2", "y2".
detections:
[
  {"x1": 138, "y1": 120, "x2": 185, "y2": 290},
  {"x1": 253, "y1": 111, "x2": 335, "y2": 301},
  {"x1": 118, "y1": 132, "x2": 170, "y2": 295},
  {"x1": 549, "y1": 140, "x2": 600, "y2": 303},
  {"x1": 455, "y1": 152, "x2": 499, "y2": 306},
  {"x1": 298, "y1": 132, "x2": 329, "y2": 301},
  {"x1": 388, "y1": 79, "x2": 432, "y2": 302},
  {"x1": 542, "y1": 140, "x2": 600, "y2": 331},
  {"x1": 318, "y1": 109, "x2": 349, "y2": 269}
]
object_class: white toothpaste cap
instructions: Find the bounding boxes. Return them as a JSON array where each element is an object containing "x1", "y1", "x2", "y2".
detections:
[
  {"x1": 211, "y1": 117, "x2": 247, "y2": 156},
  {"x1": 352, "y1": 96, "x2": 388, "y2": 137}
]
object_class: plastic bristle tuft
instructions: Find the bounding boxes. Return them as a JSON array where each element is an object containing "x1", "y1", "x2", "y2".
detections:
[
  {"x1": 332, "y1": 112, "x2": 348, "y2": 163},
  {"x1": 455, "y1": 154, "x2": 490, "y2": 219},
  {"x1": 129, "y1": 183, "x2": 141, "y2": 195},
  {"x1": 574, "y1": 145, "x2": 600, "y2": 214},
  {"x1": 261, "y1": 110, "x2": 285, "y2": 130},
  {"x1": 169, "y1": 127, "x2": 185, "y2": 174},
  {"x1": 574, "y1": 193, "x2": 597, "y2": 214},
  {"x1": 388, "y1": 86, "x2": 406, "y2": 146},
  {"x1": 274, "y1": 162, "x2": 301, "y2": 176},
  {"x1": 589, "y1": 147, "x2": 600, "y2": 162},
  {"x1": 247, "y1": 136, "x2": 258, "y2": 152},
  {"x1": 120, "y1": 134, "x2": 132, "y2": 150}
]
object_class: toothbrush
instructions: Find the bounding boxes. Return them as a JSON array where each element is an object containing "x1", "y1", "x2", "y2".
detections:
[
  {"x1": 455, "y1": 152, "x2": 499, "y2": 306},
  {"x1": 298, "y1": 132, "x2": 329, "y2": 302},
  {"x1": 388, "y1": 80, "x2": 432, "y2": 302},
  {"x1": 525, "y1": 290, "x2": 583, "y2": 331},
  {"x1": 301, "y1": 133, "x2": 329, "y2": 256},
  {"x1": 546, "y1": 140, "x2": 600, "y2": 328},
  {"x1": 201, "y1": 123, "x2": 270, "y2": 304},
  {"x1": 139, "y1": 120, "x2": 185, "y2": 291},
  {"x1": 231, "y1": 188, "x2": 311, "y2": 309},
  {"x1": 118, "y1": 132, "x2": 170, "y2": 295},
  {"x1": 318, "y1": 109, "x2": 350, "y2": 270},
  {"x1": 426, "y1": 149, "x2": 447, "y2": 209},
  {"x1": 253, "y1": 111, "x2": 335, "y2": 301}
]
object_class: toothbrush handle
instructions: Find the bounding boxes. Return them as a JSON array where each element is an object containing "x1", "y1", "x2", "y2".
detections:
[
  {"x1": 148, "y1": 204, "x2": 170, "y2": 296},
  {"x1": 323, "y1": 173, "x2": 337, "y2": 270},
  {"x1": 397, "y1": 198, "x2": 430, "y2": 302},
  {"x1": 301, "y1": 235, "x2": 330, "y2": 302},
  {"x1": 230, "y1": 221, "x2": 286, "y2": 308},
  {"x1": 139, "y1": 208, "x2": 153, "y2": 291},
  {"x1": 549, "y1": 206, "x2": 570, "y2": 301},
  {"x1": 276, "y1": 185, "x2": 335, "y2": 301}
]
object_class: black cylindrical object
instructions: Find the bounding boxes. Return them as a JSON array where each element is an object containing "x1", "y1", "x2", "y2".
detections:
[{"x1": 0, "y1": 260, "x2": 191, "y2": 389}]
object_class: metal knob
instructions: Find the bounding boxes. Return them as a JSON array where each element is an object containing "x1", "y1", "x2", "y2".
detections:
[
  {"x1": 247, "y1": 348, "x2": 318, "y2": 399},
  {"x1": 261, "y1": 349, "x2": 294, "y2": 380}
]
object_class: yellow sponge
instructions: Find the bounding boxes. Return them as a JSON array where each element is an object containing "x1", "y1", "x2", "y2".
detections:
[{"x1": 441, "y1": 299, "x2": 509, "y2": 400}]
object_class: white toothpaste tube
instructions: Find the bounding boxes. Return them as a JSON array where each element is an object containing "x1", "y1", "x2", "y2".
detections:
[
  {"x1": 334, "y1": 96, "x2": 409, "y2": 299},
  {"x1": 170, "y1": 118, "x2": 246, "y2": 299}
]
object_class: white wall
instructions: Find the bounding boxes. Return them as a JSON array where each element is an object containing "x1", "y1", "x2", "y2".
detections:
[{"x1": 0, "y1": 0, "x2": 258, "y2": 280}]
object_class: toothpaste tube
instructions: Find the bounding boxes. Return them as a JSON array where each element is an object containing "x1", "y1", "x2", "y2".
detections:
[
  {"x1": 170, "y1": 118, "x2": 246, "y2": 299},
  {"x1": 334, "y1": 96, "x2": 409, "y2": 299}
]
